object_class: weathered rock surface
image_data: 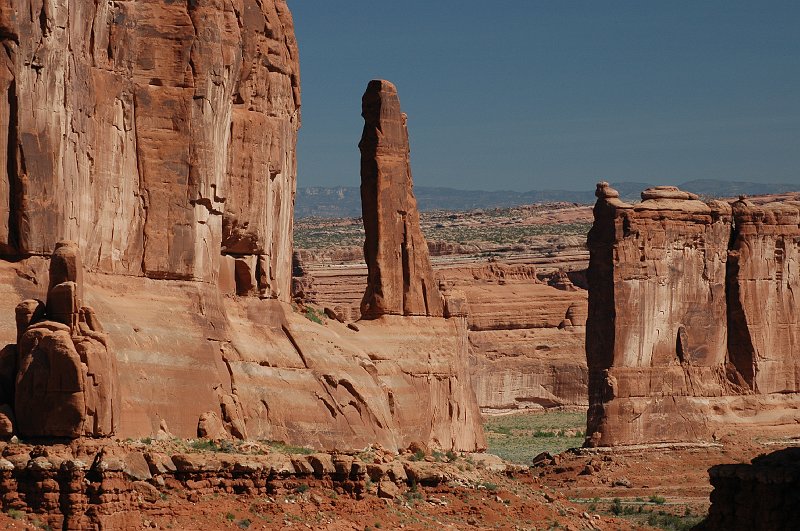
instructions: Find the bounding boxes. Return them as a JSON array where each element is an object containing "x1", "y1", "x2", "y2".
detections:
[
  {"x1": 359, "y1": 80, "x2": 444, "y2": 318},
  {"x1": 0, "y1": 0, "x2": 300, "y2": 299},
  {"x1": 13, "y1": 242, "x2": 119, "y2": 438},
  {"x1": 0, "y1": 440, "x2": 525, "y2": 530},
  {"x1": 586, "y1": 183, "x2": 800, "y2": 446},
  {"x1": 0, "y1": 4, "x2": 484, "y2": 452},
  {"x1": 291, "y1": 257, "x2": 590, "y2": 413},
  {"x1": 439, "y1": 265, "x2": 588, "y2": 412},
  {"x1": 728, "y1": 198, "x2": 800, "y2": 394}
]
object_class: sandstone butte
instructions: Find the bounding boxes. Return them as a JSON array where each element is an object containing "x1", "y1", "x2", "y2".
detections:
[
  {"x1": 586, "y1": 182, "x2": 800, "y2": 446},
  {"x1": 0, "y1": 1, "x2": 484, "y2": 453}
]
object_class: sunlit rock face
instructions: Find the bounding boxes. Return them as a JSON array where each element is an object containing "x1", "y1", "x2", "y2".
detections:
[
  {"x1": 586, "y1": 183, "x2": 800, "y2": 446},
  {"x1": 0, "y1": 8, "x2": 485, "y2": 452},
  {"x1": 0, "y1": 0, "x2": 300, "y2": 298},
  {"x1": 359, "y1": 80, "x2": 444, "y2": 319}
]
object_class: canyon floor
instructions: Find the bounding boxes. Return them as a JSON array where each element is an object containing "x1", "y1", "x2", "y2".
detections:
[{"x1": 0, "y1": 409, "x2": 794, "y2": 530}]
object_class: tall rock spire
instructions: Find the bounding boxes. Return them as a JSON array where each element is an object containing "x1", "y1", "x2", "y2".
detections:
[{"x1": 359, "y1": 80, "x2": 444, "y2": 318}]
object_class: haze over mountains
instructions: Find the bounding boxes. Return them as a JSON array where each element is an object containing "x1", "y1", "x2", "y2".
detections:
[{"x1": 296, "y1": 179, "x2": 799, "y2": 218}]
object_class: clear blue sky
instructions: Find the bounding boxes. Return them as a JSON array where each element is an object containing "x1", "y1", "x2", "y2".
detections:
[{"x1": 288, "y1": 1, "x2": 800, "y2": 192}]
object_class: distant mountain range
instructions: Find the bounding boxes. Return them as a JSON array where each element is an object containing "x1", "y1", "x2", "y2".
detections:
[{"x1": 295, "y1": 179, "x2": 799, "y2": 218}]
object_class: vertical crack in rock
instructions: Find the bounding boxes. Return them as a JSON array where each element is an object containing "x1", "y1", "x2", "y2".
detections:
[
  {"x1": 4, "y1": 76, "x2": 19, "y2": 253},
  {"x1": 725, "y1": 213, "x2": 756, "y2": 389},
  {"x1": 586, "y1": 183, "x2": 800, "y2": 447},
  {"x1": 358, "y1": 79, "x2": 443, "y2": 318}
]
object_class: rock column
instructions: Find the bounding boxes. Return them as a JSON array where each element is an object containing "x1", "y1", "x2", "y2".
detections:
[
  {"x1": 358, "y1": 80, "x2": 443, "y2": 318},
  {"x1": 13, "y1": 242, "x2": 119, "y2": 438}
]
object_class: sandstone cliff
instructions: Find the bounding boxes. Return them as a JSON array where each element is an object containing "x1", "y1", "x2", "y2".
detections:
[
  {"x1": 437, "y1": 265, "x2": 588, "y2": 413},
  {"x1": 359, "y1": 80, "x2": 444, "y2": 318},
  {"x1": 586, "y1": 183, "x2": 800, "y2": 446},
  {"x1": 0, "y1": 3, "x2": 484, "y2": 452},
  {"x1": 0, "y1": 0, "x2": 299, "y2": 298}
]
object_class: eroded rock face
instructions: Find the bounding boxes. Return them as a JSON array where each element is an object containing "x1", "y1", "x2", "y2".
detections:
[
  {"x1": 586, "y1": 183, "x2": 800, "y2": 446},
  {"x1": 13, "y1": 242, "x2": 119, "y2": 438},
  {"x1": 0, "y1": 0, "x2": 300, "y2": 300},
  {"x1": 359, "y1": 80, "x2": 444, "y2": 318},
  {"x1": 0, "y1": 6, "x2": 485, "y2": 452},
  {"x1": 728, "y1": 199, "x2": 800, "y2": 394}
]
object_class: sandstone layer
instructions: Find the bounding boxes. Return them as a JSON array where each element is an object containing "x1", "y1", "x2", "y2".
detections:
[
  {"x1": 291, "y1": 257, "x2": 590, "y2": 414},
  {"x1": 438, "y1": 264, "x2": 588, "y2": 412},
  {"x1": 0, "y1": 3, "x2": 484, "y2": 453},
  {"x1": 586, "y1": 183, "x2": 800, "y2": 446},
  {"x1": 359, "y1": 80, "x2": 444, "y2": 318}
]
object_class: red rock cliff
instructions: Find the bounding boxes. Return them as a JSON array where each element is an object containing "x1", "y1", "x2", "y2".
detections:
[
  {"x1": 0, "y1": 4, "x2": 485, "y2": 452},
  {"x1": 0, "y1": 0, "x2": 299, "y2": 298},
  {"x1": 586, "y1": 183, "x2": 800, "y2": 446}
]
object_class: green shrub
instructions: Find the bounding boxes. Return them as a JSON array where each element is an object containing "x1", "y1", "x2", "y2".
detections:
[
  {"x1": 611, "y1": 498, "x2": 623, "y2": 515},
  {"x1": 305, "y1": 307, "x2": 324, "y2": 324},
  {"x1": 649, "y1": 494, "x2": 667, "y2": 505}
]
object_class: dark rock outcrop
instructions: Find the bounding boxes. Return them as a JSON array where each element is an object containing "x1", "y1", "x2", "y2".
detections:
[
  {"x1": 359, "y1": 80, "x2": 444, "y2": 318},
  {"x1": 704, "y1": 448, "x2": 800, "y2": 531}
]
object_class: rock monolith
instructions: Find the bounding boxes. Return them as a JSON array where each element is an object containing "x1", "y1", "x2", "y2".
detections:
[
  {"x1": 14, "y1": 242, "x2": 119, "y2": 437},
  {"x1": 359, "y1": 80, "x2": 444, "y2": 318}
]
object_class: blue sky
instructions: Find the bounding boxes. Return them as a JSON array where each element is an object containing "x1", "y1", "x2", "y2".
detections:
[{"x1": 288, "y1": 1, "x2": 800, "y2": 192}]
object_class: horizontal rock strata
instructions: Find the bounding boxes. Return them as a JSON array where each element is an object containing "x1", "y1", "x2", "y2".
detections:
[
  {"x1": 586, "y1": 183, "x2": 800, "y2": 446},
  {"x1": 0, "y1": 442, "x2": 510, "y2": 530}
]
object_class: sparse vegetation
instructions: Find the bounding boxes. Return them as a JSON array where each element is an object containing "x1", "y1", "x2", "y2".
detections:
[
  {"x1": 188, "y1": 439, "x2": 236, "y2": 453},
  {"x1": 409, "y1": 449, "x2": 426, "y2": 462},
  {"x1": 304, "y1": 306, "x2": 325, "y2": 324},
  {"x1": 477, "y1": 481, "x2": 498, "y2": 491},
  {"x1": 483, "y1": 410, "x2": 586, "y2": 463},
  {"x1": 293, "y1": 203, "x2": 591, "y2": 260}
]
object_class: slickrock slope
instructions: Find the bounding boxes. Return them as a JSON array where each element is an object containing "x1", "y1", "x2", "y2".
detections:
[
  {"x1": 586, "y1": 183, "x2": 800, "y2": 446},
  {"x1": 0, "y1": 4, "x2": 484, "y2": 453},
  {"x1": 359, "y1": 80, "x2": 444, "y2": 318}
]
